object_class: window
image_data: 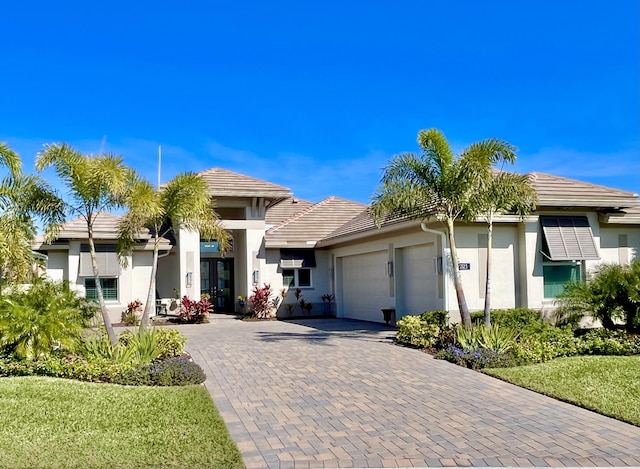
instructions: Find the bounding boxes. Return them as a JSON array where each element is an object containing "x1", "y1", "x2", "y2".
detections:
[
  {"x1": 543, "y1": 263, "x2": 581, "y2": 298},
  {"x1": 282, "y1": 268, "x2": 312, "y2": 288},
  {"x1": 85, "y1": 278, "x2": 118, "y2": 301}
]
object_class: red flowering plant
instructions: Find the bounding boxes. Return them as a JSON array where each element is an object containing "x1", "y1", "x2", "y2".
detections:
[
  {"x1": 248, "y1": 283, "x2": 276, "y2": 319},
  {"x1": 178, "y1": 295, "x2": 212, "y2": 323}
]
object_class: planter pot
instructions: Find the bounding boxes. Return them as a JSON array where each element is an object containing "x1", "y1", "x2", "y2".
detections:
[{"x1": 381, "y1": 308, "x2": 395, "y2": 325}]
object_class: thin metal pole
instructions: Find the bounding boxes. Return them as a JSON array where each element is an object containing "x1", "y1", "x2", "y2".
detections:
[{"x1": 157, "y1": 145, "x2": 162, "y2": 189}]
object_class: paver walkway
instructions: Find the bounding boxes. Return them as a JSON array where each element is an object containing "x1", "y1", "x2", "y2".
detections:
[{"x1": 181, "y1": 317, "x2": 640, "y2": 468}]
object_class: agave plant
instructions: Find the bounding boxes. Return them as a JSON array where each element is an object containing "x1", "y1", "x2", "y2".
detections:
[
  {"x1": 478, "y1": 324, "x2": 519, "y2": 353},
  {"x1": 454, "y1": 324, "x2": 482, "y2": 351}
]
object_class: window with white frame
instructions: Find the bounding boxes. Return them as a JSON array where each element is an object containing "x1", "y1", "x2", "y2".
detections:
[
  {"x1": 282, "y1": 268, "x2": 312, "y2": 288},
  {"x1": 84, "y1": 277, "x2": 119, "y2": 301},
  {"x1": 542, "y1": 262, "x2": 581, "y2": 298}
]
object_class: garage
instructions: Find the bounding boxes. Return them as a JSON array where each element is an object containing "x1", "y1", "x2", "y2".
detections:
[
  {"x1": 395, "y1": 243, "x2": 440, "y2": 318},
  {"x1": 341, "y1": 251, "x2": 389, "y2": 322}
]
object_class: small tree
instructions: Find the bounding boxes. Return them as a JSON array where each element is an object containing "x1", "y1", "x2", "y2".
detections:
[
  {"x1": 36, "y1": 143, "x2": 137, "y2": 345},
  {"x1": 473, "y1": 171, "x2": 537, "y2": 328},
  {"x1": 371, "y1": 129, "x2": 518, "y2": 326},
  {"x1": 118, "y1": 173, "x2": 229, "y2": 330}
]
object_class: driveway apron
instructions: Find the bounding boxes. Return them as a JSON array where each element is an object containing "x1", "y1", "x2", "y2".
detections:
[{"x1": 181, "y1": 317, "x2": 640, "y2": 468}]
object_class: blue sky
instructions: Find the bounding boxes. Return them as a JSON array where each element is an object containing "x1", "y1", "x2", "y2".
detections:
[{"x1": 2, "y1": 1, "x2": 638, "y2": 204}]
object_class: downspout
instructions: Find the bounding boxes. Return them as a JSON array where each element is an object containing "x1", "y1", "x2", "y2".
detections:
[{"x1": 420, "y1": 223, "x2": 449, "y2": 313}]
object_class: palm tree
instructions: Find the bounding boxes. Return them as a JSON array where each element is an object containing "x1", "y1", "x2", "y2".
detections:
[
  {"x1": 370, "y1": 129, "x2": 518, "y2": 326},
  {"x1": 556, "y1": 261, "x2": 640, "y2": 333},
  {"x1": 0, "y1": 143, "x2": 65, "y2": 284},
  {"x1": 36, "y1": 143, "x2": 137, "y2": 345},
  {"x1": 118, "y1": 173, "x2": 229, "y2": 329},
  {"x1": 474, "y1": 171, "x2": 537, "y2": 328}
]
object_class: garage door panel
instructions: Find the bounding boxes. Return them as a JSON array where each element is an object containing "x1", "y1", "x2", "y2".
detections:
[
  {"x1": 341, "y1": 251, "x2": 388, "y2": 322},
  {"x1": 397, "y1": 244, "x2": 439, "y2": 317}
]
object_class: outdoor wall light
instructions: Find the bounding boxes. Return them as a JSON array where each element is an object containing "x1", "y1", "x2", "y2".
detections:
[
  {"x1": 252, "y1": 270, "x2": 260, "y2": 284},
  {"x1": 186, "y1": 271, "x2": 193, "y2": 287}
]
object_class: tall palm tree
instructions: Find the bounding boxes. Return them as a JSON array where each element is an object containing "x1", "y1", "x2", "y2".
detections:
[
  {"x1": 0, "y1": 143, "x2": 65, "y2": 284},
  {"x1": 118, "y1": 173, "x2": 229, "y2": 329},
  {"x1": 36, "y1": 143, "x2": 137, "y2": 345},
  {"x1": 370, "y1": 129, "x2": 518, "y2": 326},
  {"x1": 474, "y1": 171, "x2": 537, "y2": 327}
]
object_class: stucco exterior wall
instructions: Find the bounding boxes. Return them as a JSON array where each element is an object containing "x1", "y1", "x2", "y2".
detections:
[
  {"x1": 452, "y1": 225, "x2": 519, "y2": 313},
  {"x1": 263, "y1": 248, "x2": 332, "y2": 316},
  {"x1": 45, "y1": 251, "x2": 68, "y2": 282},
  {"x1": 598, "y1": 226, "x2": 640, "y2": 265}
]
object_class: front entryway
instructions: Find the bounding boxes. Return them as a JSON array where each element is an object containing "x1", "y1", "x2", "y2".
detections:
[{"x1": 200, "y1": 259, "x2": 234, "y2": 313}]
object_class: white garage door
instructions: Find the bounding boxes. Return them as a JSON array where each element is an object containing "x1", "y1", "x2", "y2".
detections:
[
  {"x1": 396, "y1": 244, "x2": 440, "y2": 318},
  {"x1": 341, "y1": 251, "x2": 388, "y2": 322}
]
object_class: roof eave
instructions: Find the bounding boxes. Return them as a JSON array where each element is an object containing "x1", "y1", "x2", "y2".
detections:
[
  {"x1": 209, "y1": 190, "x2": 292, "y2": 199},
  {"x1": 317, "y1": 219, "x2": 420, "y2": 247},
  {"x1": 537, "y1": 196, "x2": 638, "y2": 209}
]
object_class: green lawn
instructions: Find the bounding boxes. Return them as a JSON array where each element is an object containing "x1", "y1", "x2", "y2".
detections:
[
  {"x1": 485, "y1": 355, "x2": 640, "y2": 426},
  {"x1": 0, "y1": 377, "x2": 243, "y2": 469}
]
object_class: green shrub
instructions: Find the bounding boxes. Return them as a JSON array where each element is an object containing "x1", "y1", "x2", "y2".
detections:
[
  {"x1": 154, "y1": 328, "x2": 187, "y2": 358},
  {"x1": 0, "y1": 279, "x2": 94, "y2": 359},
  {"x1": 114, "y1": 356, "x2": 206, "y2": 386},
  {"x1": 395, "y1": 315, "x2": 440, "y2": 348},
  {"x1": 419, "y1": 310, "x2": 449, "y2": 328},
  {"x1": 0, "y1": 354, "x2": 131, "y2": 383},
  {"x1": 471, "y1": 308, "x2": 542, "y2": 329},
  {"x1": 577, "y1": 329, "x2": 640, "y2": 356},
  {"x1": 510, "y1": 325, "x2": 579, "y2": 364}
]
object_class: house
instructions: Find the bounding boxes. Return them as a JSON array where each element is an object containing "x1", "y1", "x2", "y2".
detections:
[{"x1": 34, "y1": 168, "x2": 640, "y2": 325}]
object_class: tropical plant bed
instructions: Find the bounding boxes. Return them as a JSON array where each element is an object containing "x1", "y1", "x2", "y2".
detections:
[
  {"x1": 484, "y1": 355, "x2": 640, "y2": 426},
  {"x1": 0, "y1": 376, "x2": 243, "y2": 469}
]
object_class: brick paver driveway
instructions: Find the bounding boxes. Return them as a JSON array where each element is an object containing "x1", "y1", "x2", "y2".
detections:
[{"x1": 181, "y1": 317, "x2": 640, "y2": 468}]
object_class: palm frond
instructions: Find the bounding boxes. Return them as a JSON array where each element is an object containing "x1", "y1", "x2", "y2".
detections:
[{"x1": 0, "y1": 142, "x2": 22, "y2": 176}]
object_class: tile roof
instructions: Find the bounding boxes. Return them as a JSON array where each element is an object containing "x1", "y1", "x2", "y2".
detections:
[
  {"x1": 529, "y1": 172, "x2": 638, "y2": 207},
  {"x1": 319, "y1": 173, "x2": 640, "y2": 244},
  {"x1": 33, "y1": 212, "x2": 172, "y2": 247},
  {"x1": 265, "y1": 197, "x2": 314, "y2": 226},
  {"x1": 197, "y1": 168, "x2": 292, "y2": 198},
  {"x1": 321, "y1": 209, "x2": 414, "y2": 243},
  {"x1": 266, "y1": 196, "x2": 366, "y2": 247}
]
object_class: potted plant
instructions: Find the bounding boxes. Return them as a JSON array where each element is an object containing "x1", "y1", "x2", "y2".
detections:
[{"x1": 237, "y1": 295, "x2": 246, "y2": 308}]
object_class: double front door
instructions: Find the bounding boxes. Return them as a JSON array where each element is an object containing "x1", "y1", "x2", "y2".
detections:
[{"x1": 200, "y1": 259, "x2": 234, "y2": 313}]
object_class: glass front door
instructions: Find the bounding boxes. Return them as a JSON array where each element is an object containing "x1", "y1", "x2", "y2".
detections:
[{"x1": 200, "y1": 259, "x2": 234, "y2": 313}]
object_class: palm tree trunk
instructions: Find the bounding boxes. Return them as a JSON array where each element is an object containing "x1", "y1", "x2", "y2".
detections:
[
  {"x1": 483, "y1": 220, "x2": 493, "y2": 329},
  {"x1": 139, "y1": 240, "x2": 159, "y2": 331},
  {"x1": 446, "y1": 217, "x2": 471, "y2": 326},
  {"x1": 87, "y1": 225, "x2": 118, "y2": 346}
]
